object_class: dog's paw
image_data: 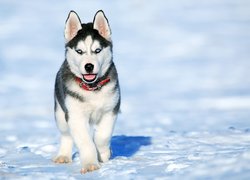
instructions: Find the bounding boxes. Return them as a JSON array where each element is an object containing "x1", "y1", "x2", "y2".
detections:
[
  {"x1": 53, "y1": 156, "x2": 72, "y2": 164},
  {"x1": 80, "y1": 164, "x2": 100, "y2": 174},
  {"x1": 98, "y1": 149, "x2": 111, "y2": 163}
]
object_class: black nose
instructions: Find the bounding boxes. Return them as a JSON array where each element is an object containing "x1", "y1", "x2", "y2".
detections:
[{"x1": 85, "y1": 63, "x2": 94, "y2": 73}]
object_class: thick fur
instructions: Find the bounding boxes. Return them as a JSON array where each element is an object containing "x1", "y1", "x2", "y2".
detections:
[{"x1": 53, "y1": 10, "x2": 120, "y2": 174}]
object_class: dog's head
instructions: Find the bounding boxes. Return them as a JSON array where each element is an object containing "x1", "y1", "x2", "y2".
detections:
[{"x1": 64, "y1": 10, "x2": 112, "y2": 84}]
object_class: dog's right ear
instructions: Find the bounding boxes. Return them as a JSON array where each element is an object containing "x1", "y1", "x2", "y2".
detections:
[{"x1": 65, "y1": 11, "x2": 82, "y2": 43}]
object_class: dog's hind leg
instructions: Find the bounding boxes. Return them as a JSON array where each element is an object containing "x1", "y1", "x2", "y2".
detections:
[
  {"x1": 94, "y1": 112, "x2": 117, "y2": 163},
  {"x1": 53, "y1": 99, "x2": 73, "y2": 163}
]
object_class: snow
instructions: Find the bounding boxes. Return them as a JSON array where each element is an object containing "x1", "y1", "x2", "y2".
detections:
[{"x1": 1, "y1": 0, "x2": 250, "y2": 179}]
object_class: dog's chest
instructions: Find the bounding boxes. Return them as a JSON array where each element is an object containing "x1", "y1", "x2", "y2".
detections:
[
  {"x1": 67, "y1": 81, "x2": 117, "y2": 121},
  {"x1": 84, "y1": 88, "x2": 117, "y2": 123},
  {"x1": 85, "y1": 89, "x2": 113, "y2": 110}
]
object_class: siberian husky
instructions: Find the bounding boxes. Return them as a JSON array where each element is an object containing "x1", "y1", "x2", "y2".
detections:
[{"x1": 53, "y1": 10, "x2": 120, "y2": 174}]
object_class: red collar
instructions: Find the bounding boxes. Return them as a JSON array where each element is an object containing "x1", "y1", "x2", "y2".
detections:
[{"x1": 75, "y1": 76, "x2": 111, "y2": 91}]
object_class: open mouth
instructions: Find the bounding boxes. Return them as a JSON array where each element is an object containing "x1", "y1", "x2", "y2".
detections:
[{"x1": 82, "y1": 74, "x2": 97, "y2": 83}]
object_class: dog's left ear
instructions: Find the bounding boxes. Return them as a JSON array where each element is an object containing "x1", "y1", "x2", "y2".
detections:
[{"x1": 93, "y1": 10, "x2": 111, "y2": 41}]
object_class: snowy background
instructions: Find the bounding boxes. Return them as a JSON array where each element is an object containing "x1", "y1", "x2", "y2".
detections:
[{"x1": 1, "y1": 0, "x2": 250, "y2": 179}]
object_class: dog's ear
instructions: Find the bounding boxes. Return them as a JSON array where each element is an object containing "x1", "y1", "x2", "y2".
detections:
[
  {"x1": 93, "y1": 10, "x2": 111, "y2": 41},
  {"x1": 65, "y1": 11, "x2": 82, "y2": 43}
]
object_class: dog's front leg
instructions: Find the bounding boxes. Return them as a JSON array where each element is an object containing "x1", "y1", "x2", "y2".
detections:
[
  {"x1": 66, "y1": 102, "x2": 100, "y2": 173},
  {"x1": 94, "y1": 112, "x2": 117, "y2": 163}
]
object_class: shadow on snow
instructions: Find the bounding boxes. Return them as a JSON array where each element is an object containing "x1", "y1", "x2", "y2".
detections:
[{"x1": 111, "y1": 135, "x2": 152, "y2": 158}]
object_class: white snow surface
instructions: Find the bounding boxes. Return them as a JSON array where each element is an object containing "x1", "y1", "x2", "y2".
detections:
[{"x1": 1, "y1": 0, "x2": 250, "y2": 179}]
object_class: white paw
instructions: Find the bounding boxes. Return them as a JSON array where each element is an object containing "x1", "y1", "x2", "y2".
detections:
[
  {"x1": 53, "y1": 155, "x2": 72, "y2": 164},
  {"x1": 99, "y1": 149, "x2": 111, "y2": 163},
  {"x1": 80, "y1": 163, "x2": 100, "y2": 174}
]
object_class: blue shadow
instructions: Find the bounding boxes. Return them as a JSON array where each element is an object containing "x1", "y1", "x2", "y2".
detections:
[{"x1": 111, "y1": 135, "x2": 151, "y2": 158}]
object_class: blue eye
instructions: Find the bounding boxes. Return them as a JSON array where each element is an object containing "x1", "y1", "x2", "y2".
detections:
[
  {"x1": 75, "y1": 49, "x2": 83, "y2": 55},
  {"x1": 94, "y1": 48, "x2": 102, "y2": 54}
]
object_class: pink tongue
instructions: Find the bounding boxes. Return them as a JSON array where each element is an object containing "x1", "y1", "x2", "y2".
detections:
[{"x1": 83, "y1": 74, "x2": 96, "y2": 81}]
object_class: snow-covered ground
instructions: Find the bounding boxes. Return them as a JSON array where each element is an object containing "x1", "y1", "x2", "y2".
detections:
[{"x1": 1, "y1": 0, "x2": 250, "y2": 179}]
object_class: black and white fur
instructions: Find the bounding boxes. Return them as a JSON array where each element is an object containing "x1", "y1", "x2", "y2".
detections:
[{"x1": 53, "y1": 10, "x2": 120, "y2": 173}]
